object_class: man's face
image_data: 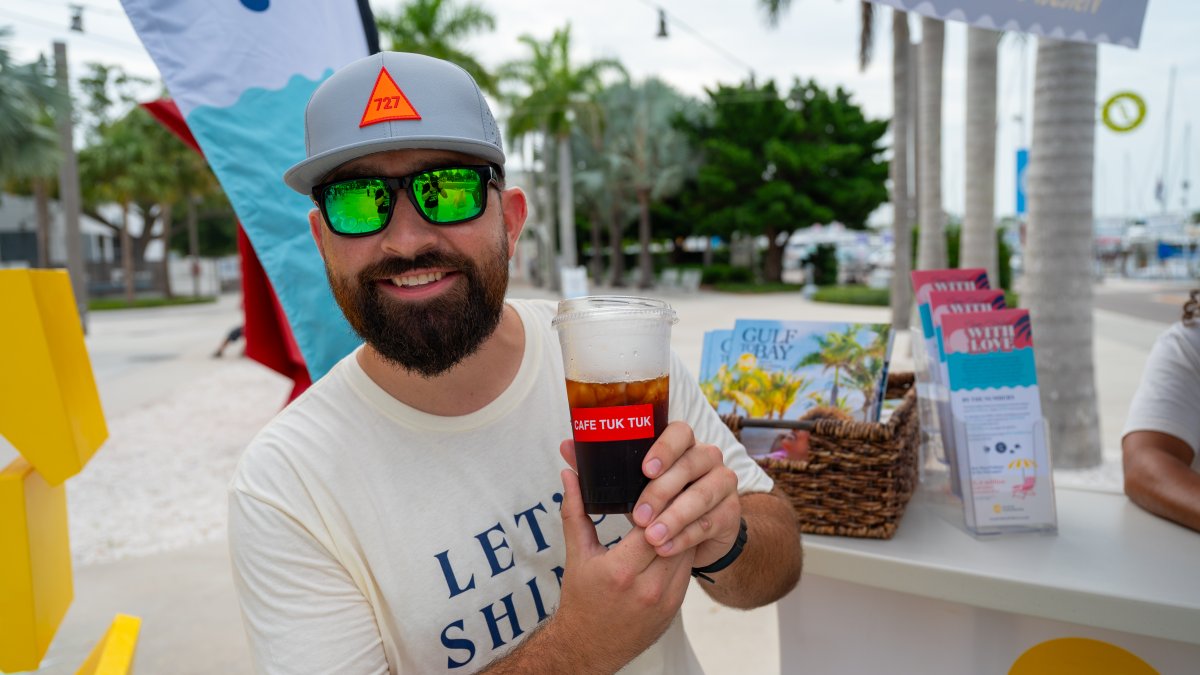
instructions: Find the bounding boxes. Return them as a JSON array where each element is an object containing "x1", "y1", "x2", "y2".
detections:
[{"x1": 309, "y1": 149, "x2": 526, "y2": 377}]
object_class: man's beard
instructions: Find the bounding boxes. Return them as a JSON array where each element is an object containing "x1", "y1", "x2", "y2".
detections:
[{"x1": 327, "y1": 233, "x2": 509, "y2": 377}]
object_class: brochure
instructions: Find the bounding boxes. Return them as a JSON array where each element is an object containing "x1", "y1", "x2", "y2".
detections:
[
  {"x1": 698, "y1": 329, "x2": 735, "y2": 415},
  {"x1": 909, "y1": 269, "x2": 990, "y2": 495},
  {"x1": 705, "y1": 320, "x2": 893, "y2": 456},
  {"x1": 927, "y1": 288, "x2": 1008, "y2": 497},
  {"x1": 941, "y1": 309, "x2": 1057, "y2": 535}
]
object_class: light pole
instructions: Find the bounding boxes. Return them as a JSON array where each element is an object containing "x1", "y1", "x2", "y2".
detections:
[{"x1": 54, "y1": 40, "x2": 88, "y2": 330}]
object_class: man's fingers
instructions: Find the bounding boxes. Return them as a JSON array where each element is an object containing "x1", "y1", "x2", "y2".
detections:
[
  {"x1": 634, "y1": 443, "x2": 723, "y2": 528},
  {"x1": 559, "y1": 439, "x2": 578, "y2": 473},
  {"x1": 641, "y1": 422, "x2": 696, "y2": 481},
  {"x1": 560, "y1": 468, "x2": 601, "y2": 564},
  {"x1": 654, "y1": 492, "x2": 740, "y2": 559}
]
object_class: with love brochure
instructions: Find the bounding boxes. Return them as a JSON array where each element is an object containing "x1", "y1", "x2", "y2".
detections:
[
  {"x1": 927, "y1": 288, "x2": 1008, "y2": 497},
  {"x1": 941, "y1": 309, "x2": 1057, "y2": 535},
  {"x1": 909, "y1": 269, "x2": 990, "y2": 494}
]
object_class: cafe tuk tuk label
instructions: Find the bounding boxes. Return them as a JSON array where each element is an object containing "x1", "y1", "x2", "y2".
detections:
[{"x1": 570, "y1": 404, "x2": 655, "y2": 443}]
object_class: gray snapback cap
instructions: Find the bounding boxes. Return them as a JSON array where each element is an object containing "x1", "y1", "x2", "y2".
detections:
[{"x1": 284, "y1": 51, "x2": 504, "y2": 194}]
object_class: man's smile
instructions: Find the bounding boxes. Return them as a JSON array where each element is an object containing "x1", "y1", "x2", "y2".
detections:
[{"x1": 391, "y1": 271, "x2": 447, "y2": 288}]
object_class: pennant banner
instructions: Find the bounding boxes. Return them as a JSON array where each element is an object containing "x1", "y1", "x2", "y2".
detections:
[
  {"x1": 870, "y1": 0, "x2": 1148, "y2": 48},
  {"x1": 121, "y1": 0, "x2": 379, "y2": 380}
]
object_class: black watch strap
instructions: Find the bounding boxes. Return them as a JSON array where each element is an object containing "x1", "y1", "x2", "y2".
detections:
[{"x1": 691, "y1": 517, "x2": 748, "y2": 584}]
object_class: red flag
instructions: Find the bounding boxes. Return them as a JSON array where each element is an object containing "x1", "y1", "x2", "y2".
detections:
[{"x1": 141, "y1": 99, "x2": 311, "y2": 402}]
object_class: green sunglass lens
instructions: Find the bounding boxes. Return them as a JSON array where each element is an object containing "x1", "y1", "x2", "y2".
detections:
[
  {"x1": 412, "y1": 168, "x2": 485, "y2": 223},
  {"x1": 325, "y1": 178, "x2": 390, "y2": 234}
]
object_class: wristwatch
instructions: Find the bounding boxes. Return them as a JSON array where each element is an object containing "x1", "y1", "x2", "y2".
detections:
[{"x1": 690, "y1": 518, "x2": 748, "y2": 584}]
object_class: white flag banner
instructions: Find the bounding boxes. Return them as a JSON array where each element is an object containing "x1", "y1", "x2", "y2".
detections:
[
  {"x1": 121, "y1": 0, "x2": 378, "y2": 379},
  {"x1": 870, "y1": 0, "x2": 1148, "y2": 48}
]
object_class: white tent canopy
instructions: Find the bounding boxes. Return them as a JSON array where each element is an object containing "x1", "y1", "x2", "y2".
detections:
[{"x1": 869, "y1": 0, "x2": 1148, "y2": 48}]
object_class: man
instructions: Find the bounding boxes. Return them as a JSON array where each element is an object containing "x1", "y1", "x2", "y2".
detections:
[
  {"x1": 1123, "y1": 289, "x2": 1200, "y2": 533},
  {"x1": 229, "y1": 51, "x2": 802, "y2": 674}
]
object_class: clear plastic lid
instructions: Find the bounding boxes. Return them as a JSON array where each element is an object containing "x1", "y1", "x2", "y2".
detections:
[{"x1": 552, "y1": 295, "x2": 678, "y2": 329}]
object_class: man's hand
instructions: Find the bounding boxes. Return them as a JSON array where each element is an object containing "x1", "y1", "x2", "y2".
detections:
[
  {"x1": 561, "y1": 422, "x2": 741, "y2": 568},
  {"x1": 480, "y1": 468, "x2": 694, "y2": 674},
  {"x1": 634, "y1": 422, "x2": 742, "y2": 567}
]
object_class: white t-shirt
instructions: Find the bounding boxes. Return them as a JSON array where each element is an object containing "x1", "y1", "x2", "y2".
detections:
[
  {"x1": 228, "y1": 299, "x2": 774, "y2": 674},
  {"x1": 1123, "y1": 321, "x2": 1200, "y2": 470}
]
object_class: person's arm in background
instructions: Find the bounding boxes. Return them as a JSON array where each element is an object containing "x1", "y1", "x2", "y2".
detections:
[{"x1": 1123, "y1": 431, "x2": 1200, "y2": 533}]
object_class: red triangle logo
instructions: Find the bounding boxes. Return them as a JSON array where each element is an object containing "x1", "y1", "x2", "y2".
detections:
[{"x1": 360, "y1": 68, "x2": 421, "y2": 127}]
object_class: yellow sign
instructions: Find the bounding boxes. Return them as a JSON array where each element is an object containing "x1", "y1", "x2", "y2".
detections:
[
  {"x1": 0, "y1": 270, "x2": 107, "y2": 486},
  {"x1": 1011, "y1": 637, "x2": 1155, "y2": 674},
  {"x1": 76, "y1": 614, "x2": 142, "y2": 675},
  {"x1": 1102, "y1": 92, "x2": 1147, "y2": 133},
  {"x1": 0, "y1": 457, "x2": 73, "y2": 672}
]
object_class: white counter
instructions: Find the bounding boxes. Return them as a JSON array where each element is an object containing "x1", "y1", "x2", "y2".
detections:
[
  {"x1": 799, "y1": 486, "x2": 1200, "y2": 644},
  {"x1": 778, "y1": 486, "x2": 1200, "y2": 673}
]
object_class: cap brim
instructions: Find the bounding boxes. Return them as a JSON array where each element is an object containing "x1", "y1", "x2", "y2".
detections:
[{"x1": 284, "y1": 136, "x2": 506, "y2": 194}]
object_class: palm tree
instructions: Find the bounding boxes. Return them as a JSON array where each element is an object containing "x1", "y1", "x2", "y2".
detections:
[
  {"x1": 844, "y1": 326, "x2": 890, "y2": 419},
  {"x1": 917, "y1": 17, "x2": 946, "y2": 270},
  {"x1": 800, "y1": 326, "x2": 862, "y2": 407},
  {"x1": 890, "y1": 10, "x2": 913, "y2": 330},
  {"x1": 0, "y1": 38, "x2": 62, "y2": 267},
  {"x1": 961, "y1": 27, "x2": 1002, "y2": 285},
  {"x1": 375, "y1": 0, "x2": 497, "y2": 94},
  {"x1": 501, "y1": 25, "x2": 625, "y2": 273},
  {"x1": 573, "y1": 103, "x2": 630, "y2": 284},
  {"x1": 606, "y1": 79, "x2": 696, "y2": 288},
  {"x1": 1024, "y1": 39, "x2": 1101, "y2": 469}
]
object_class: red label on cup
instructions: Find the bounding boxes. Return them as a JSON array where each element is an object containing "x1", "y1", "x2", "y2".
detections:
[{"x1": 570, "y1": 404, "x2": 656, "y2": 443}]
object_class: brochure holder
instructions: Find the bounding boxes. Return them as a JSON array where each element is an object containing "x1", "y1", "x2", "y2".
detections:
[
  {"x1": 952, "y1": 416, "x2": 1058, "y2": 537},
  {"x1": 911, "y1": 327, "x2": 951, "y2": 495}
]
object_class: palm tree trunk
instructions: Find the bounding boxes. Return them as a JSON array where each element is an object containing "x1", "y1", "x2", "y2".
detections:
[
  {"x1": 637, "y1": 188, "x2": 653, "y2": 289},
  {"x1": 1025, "y1": 39, "x2": 1100, "y2": 469},
  {"x1": 159, "y1": 202, "x2": 174, "y2": 299},
  {"x1": 33, "y1": 177, "x2": 51, "y2": 268},
  {"x1": 557, "y1": 132, "x2": 577, "y2": 270},
  {"x1": 187, "y1": 196, "x2": 201, "y2": 297},
  {"x1": 764, "y1": 227, "x2": 783, "y2": 283},
  {"x1": 590, "y1": 206, "x2": 604, "y2": 283},
  {"x1": 909, "y1": 39, "x2": 921, "y2": 234},
  {"x1": 121, "y1": 203, "x2": 135, "y2": 304},
  {"x1": 917, "y1": 17, "x2": 946, "y2": 270},
  {"x1": 534, "y1": 133, "x2": 557, "y2": 290},
  {"x1": 890, "y1": 10, "x2": 913, "y2": 329},
  {"x1": 962, "y1": 27, "x2": 1001, "y2": 285},
  {"x1": 608, "y1": 197, "x2": 625, "y2": 287}
]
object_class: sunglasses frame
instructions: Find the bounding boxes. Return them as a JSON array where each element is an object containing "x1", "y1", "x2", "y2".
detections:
[{"x1": 312, "y1": 164, "x2": 501, "y2": 237}]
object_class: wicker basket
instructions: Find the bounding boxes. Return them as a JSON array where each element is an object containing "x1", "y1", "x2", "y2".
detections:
[{"x1": 722, "y1": 372, "x2": 919, "y2": 539}]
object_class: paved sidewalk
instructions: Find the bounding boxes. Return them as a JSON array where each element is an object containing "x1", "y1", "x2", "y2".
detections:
[{"x1": 11, "y1": 280, "x2": 1169, "y2": 674}]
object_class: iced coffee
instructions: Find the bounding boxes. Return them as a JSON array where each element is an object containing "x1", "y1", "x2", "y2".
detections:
[{"x1": 553, "y1": 297, "x2": 677, "y2": 514}]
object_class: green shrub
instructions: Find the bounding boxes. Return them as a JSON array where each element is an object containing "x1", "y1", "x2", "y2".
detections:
[
  {"x1": 811, "y1": 285, "x2": 890, "y2": 306},
  {"x1": 701, "y1": 264, "x2": 753, "y2": 285},
  {"x1": 713, "y1": 281, "x2": 803, "y2": 294},
  {"x1": 89, "y1": 296, "x2": 217, "y2": 311},
  {"x1": 803, "y1": 243, "x2": 839, "y2": 285}
]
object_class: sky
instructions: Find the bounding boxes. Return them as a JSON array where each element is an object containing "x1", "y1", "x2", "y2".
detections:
[{"x1": 3, "y1": 0, "x2": 1198, "y2": 223}]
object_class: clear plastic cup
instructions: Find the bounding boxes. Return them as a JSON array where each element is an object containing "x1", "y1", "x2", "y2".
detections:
[{"x1": 552, "y1": 296, "x2": 678, "y2": 514}]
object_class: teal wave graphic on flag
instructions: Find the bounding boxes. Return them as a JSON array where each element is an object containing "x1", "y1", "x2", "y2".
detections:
[{"x1": 188, "y1": 71, "x2": 360, "y2": 379}]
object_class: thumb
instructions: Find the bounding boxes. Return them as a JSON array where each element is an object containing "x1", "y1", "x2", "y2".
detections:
[{"x1": 559, "y1": 468, "x2": 600, "y2": 565}]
